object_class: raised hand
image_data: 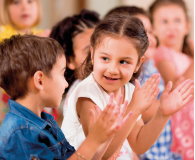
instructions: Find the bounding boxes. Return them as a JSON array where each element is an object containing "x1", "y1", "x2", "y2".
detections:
[
  {"x1": 87, "y1": 93, "x2": 132, "y2": 144},
  {"x1": 160, "y1": 79, "x2": 194, "y2": 117},
  {"x1": 130, "y1": 73, "x2": 160, "y2": 114}
]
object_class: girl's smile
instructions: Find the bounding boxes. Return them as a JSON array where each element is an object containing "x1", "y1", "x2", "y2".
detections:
[
  {"x1": 91, "y1": 36, "x2": 144, "y2": 97},
  {"x1": 104, "y1": 75, "x2": 121, "y2": 82}
]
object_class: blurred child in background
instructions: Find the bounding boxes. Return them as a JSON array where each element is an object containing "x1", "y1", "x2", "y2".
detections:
[
  {"x1": 0, "y1": 0, "x2": 52, "y2": 124},
  {"x1": 149, "y1": 0, "x2": 194, "y2": 159},
  {"x1": 50, "y1": 9, "x2": 100, "y2": 118}
]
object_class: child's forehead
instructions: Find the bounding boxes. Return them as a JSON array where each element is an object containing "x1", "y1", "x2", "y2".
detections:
[{"x1": 99, "y1": 36, "x2": 134, "y2": 49}]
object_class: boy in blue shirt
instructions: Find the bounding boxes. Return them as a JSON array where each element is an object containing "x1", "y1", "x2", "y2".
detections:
[{"x1": 0, "y1": 34, "x2": 132, "y2": 160}]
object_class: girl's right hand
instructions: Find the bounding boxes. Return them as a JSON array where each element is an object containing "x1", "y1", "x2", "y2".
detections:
[
  {"x1": 87, "y1": 93, "x2": 132, "y2": 146},
  {"x1": 130, "y1": 73, "x2": 160, "y2": 114}
]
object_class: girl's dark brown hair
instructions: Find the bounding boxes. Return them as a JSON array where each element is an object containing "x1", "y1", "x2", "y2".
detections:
[
  {"x1": 50, "y1": 9, "x2": 100, "y2": 93},
  {"x1": 81, "y1": 14, "x2": 149, "y2": 83},
  {"x1": 105, "y1": 6, "x2": 149, "y2": 18},
  {"x1": 149, "y1": 0, "x2": 193, "y2": 57}
]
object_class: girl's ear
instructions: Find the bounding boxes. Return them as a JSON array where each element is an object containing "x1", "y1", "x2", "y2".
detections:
[
  {"x1": 66, "y1": 57, "x2": 76, "y2": 70},
  {"x1": 134, "y1": 56, "x2": 145, "y2": 73},
  {"x1": 33, "y1": 71, "x2": 44, "y2": 90},
  {"x1": 90, "y1": 46, "x2": 94, "y2": 64}
]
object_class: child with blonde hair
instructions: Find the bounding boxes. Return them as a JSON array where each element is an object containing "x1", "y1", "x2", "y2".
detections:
[
  {"x1": 0, "y1": 0, "x2": 51, "y2": 123},
  {"x1": 0, "y1": 0, "x2": 50, "y2": 39}
]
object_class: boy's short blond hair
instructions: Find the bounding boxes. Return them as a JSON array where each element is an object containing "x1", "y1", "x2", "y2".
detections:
[{"x1": 0, "y1": 0, "x2": 42, "y2": 27}]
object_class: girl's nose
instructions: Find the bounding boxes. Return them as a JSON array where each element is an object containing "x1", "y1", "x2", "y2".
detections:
[
  {"x1": 107, "y1": 63, "x2": 119, "y2": 75},
  {"x1": 21, "y1": 1, "x2": 28, "y2": 10}
]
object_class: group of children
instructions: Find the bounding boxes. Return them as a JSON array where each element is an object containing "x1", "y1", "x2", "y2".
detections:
[{"x1": 0, "y1": 0, "x2": 194, "y2": 160}]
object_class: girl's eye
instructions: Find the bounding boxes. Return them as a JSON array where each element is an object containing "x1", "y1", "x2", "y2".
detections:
[
  {"x1": 28, "y1": 0, "x2": 34, "y2": 3},
  {"x1": 102, "y1": 57, "x2": 109, "y2": 61},
  {"x1": 13, "y1": 0, "x2": 20, "y2": 4},
  {"x1": 120, "y1": 60, "x2": 128, "y2": 64},
  {"x1": 161, "y1": 19, "x2": 167, "y2": 24},
  {"x1": 174, "y1": 18, "x2": 180, "y2": 23}
]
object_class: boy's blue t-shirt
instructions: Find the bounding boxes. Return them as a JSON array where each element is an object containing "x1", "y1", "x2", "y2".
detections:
[{"x1": 0, "y1": 99, "x2": 75, "y2": 160}]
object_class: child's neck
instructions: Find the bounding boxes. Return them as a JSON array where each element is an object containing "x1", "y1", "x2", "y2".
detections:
[
  {"x1": 15, "y1": 95, "x2": 44, "y2": 117},
  {"x1": 13, "y1": 26, "x2": 32, "y2": 34}
]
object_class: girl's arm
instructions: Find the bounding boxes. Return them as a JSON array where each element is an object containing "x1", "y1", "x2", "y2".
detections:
[
  {"x1": 157, "y1": 60, "x2": 194, "y2": 87},
  {"x1": 141, "y1": 99, "x2": 160, "y2": 123},
  {"x1": 77, "y1": 98, "x2": 113, "y2": 160},
  {"x1": 127, "y1": 79, "x2": 193, "y2": 154},
  {"x1": 69, "y1": 95, "x2": 132, "y2": 160},
  {"x1": 77, "y1": 74, "x2": 160, "y2": 159},
  {"x1": 157, "y1": 60, "x2": 177, "y2": 85}
]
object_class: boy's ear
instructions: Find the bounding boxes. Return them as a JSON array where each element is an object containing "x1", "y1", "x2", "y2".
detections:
[
  {"x1": 134, "y1": 56, "x2": 145, "y2": 73},
  {"x1": 66, "y1": 57, "x2": 76, "y2": 70},
  {"x1": 33, "y1": 71, "x2": 44, "y2": 90}
]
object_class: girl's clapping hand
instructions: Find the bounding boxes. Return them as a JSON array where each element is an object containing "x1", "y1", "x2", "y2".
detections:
[
  {"x1": 87, "y1": 93, "x2": 132, "y2": 145},
  {"x1": 130, "y1": 73, "x2": 160, "y2": 114},
  {"x1": 160, "y1": 79, "x2": 194, "y2": 117}
]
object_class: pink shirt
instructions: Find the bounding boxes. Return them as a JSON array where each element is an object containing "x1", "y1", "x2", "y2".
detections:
[{"x1": 154, "y1": 45, "x2": 194, "y2": 160}]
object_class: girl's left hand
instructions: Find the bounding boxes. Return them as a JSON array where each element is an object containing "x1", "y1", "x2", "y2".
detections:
[{"x1": 160, "y1": 79, "x2": 194, "y2": 116}]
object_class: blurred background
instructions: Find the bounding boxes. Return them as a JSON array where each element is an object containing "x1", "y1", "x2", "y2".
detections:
[{"x1": 39, "y1": 0, "x2": 194, "y2": 39}]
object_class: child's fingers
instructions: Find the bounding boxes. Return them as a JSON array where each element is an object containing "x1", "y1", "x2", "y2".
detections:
[
  {"x1": 134, "y1": 79, "x2": 141, "y2": 92},
  {"x1": 121, "y1": 111, "x2": 133, "y2": 127},
  {"x1": 181, "y1": 85, "x2": 194, "y2": 100},
  {"x1": 107, "y1": 109, "x2": 120, "y2": 130},
  {"x1": 120, "y1": 100, "x2": 129, "y2": 116},
  {"x1": 103, "y1": 103, "x2": 115, "y2": 123},
  {"x1": 116, "y1": 95, "x2": 123, "y2": 111},
  {"x1": 150, "y1": 87, "x2": 160, "y2": 101},
  {"x1": 94, "y1": 105, "x2": 102, "y2": 118},
  {"x1": 148, "y1": 78, "x2": 160, "y2": 96},
  {"x1": 109, "y1": 93, "x2": 114, "y2": 103},
  {"x1": 176, "y1": 79, "x2": 191, "y2": 91},
  {"x1": 163, "y1": 81, "x2": 172, "y2": 94},
  {"x1": 180, "y1": 80, "x2": 194, "y2": 95},
  {"x1": 142, "y1": 73, "x2": 156, "y2": 90},
  {"x1": 181, "y1": 95, "x2": 193, "y2": 107},
  {"x1": 99, "y1": 103, "x2": 112, "y2": 121},
  {"x1": 144, "y1": 74, "x2": 159, "y2": 91}
]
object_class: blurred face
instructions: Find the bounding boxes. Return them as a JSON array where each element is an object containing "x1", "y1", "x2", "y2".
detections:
[
  {"x1": 8, "y1": 0, "x2": 38, "y2": 30},
  {"x1": 43, "y1": 55, "x2": 68, "y2": 108},
  {"x1": 152, "y1": 4, "x2": 189, "y2": 51},
  {"x1": 136, "y1": 14, "x2": 157, "y2": 60},
  {"x1": 71, "y1": 28, "x2": 94, "y2": 69},
  {"x1": 92, "y1": 37, "x2": 144, "y2": 96}
]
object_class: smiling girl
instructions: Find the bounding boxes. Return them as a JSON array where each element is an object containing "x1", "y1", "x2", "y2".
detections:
[{"x1": 61, "y1": 14, "x2": 193, "y2": 160}]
